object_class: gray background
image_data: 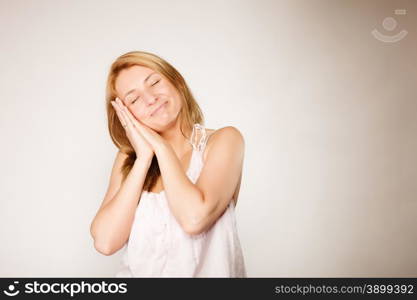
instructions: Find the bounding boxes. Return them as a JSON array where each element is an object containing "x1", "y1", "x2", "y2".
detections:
[{"x1": 0, "y1": 0, "x2": 416, "y2": 277}]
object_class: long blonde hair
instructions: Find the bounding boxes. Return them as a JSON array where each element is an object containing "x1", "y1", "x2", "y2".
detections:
[{"x1": 105, "y1": 51, "x2": 204, "y2": 191}]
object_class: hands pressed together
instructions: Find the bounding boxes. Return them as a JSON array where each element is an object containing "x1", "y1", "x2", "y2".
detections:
[{"x1": 111, "y1": 97, "x2": 166, "y2": 161}]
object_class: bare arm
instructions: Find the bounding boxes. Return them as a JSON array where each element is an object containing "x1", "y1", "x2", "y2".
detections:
[
  {"x1": 155, "y1": 126, "x2": 244, "y2": 235},
  {"x1": 90, "y1": 150, "x2": 152, "y2": 256}
]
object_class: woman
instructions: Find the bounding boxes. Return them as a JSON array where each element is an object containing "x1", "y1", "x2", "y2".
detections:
[{"x1": 90, "y1": 51, "x2": 246, "y2": 277}]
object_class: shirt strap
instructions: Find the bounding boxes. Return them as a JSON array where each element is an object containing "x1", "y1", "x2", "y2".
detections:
[{"x1": 189, "y1": 123, "x2": 207, "y2": 152}]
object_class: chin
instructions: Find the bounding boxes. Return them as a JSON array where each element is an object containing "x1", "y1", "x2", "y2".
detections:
[{"x1": 146, "y1": 116, "x2": 177, "y2": 133}]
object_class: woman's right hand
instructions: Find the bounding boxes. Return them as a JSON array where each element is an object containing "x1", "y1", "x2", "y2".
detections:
[{"x1": 111, "y1": 97, "x2": 154, "y2": 161}]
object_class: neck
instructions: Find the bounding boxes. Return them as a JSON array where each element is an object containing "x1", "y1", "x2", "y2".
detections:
[{"x1": 160, "y1": 120, "x2": 192, "y2": 157}]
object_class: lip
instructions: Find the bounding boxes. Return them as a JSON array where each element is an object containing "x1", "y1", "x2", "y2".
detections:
[{"x1": 151, "y1": 101, "x2": 167, "y2": 116}]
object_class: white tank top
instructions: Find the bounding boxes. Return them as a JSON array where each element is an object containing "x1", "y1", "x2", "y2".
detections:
[{"x1": 115, "y1": 123, "x2": 246, "y2": 277}]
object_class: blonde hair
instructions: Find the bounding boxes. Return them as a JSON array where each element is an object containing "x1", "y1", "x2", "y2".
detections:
[{"x1": 105, "y1": 51, "x2": 204, "y2": 191}]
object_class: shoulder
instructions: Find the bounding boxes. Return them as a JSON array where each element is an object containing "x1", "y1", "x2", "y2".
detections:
[
  {"x1": 203, "y1": 126, "x2": 245, "y2": 162},
  {"x1": 207, "y1": 126, "x2": 244, "y2": 145}
]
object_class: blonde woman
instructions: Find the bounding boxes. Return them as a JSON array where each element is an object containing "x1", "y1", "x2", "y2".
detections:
[{"x1": 90, "y1": 51, "x2": 246, "y2": 277}]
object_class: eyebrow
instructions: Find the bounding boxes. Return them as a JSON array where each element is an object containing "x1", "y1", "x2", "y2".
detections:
[{"x1": 123, "y1": 72, "x2": 157, "y2": 99}]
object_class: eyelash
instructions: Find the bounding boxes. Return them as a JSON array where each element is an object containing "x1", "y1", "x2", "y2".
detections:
[{"x1": 131, "y1": 80, "x2": 160, "y2": 103}]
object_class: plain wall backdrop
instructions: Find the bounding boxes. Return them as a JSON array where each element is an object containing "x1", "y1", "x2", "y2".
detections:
[{"x1": 0, "y1": 0, "x2": 416, "y2": 277}]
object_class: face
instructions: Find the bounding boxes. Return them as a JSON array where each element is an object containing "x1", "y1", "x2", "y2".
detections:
[{"x1": 114, "y1": 65, "x2": 183, "y2": 132}]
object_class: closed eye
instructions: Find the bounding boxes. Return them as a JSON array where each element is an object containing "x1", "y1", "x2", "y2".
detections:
[{"x1": 131, "y1": 80, "x2": 160, "y2": 103}]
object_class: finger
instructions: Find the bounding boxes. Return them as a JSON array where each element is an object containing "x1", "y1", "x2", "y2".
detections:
[
  {"x1": 110, "y1": 101, "x2": 124, "y2": 125},
  {"x1": 114, "y1": 98, "x2": 155, "y2": 141},
  {"x1": 119, "y1": 105, "x2": 137, "y2": 129},
  {"x1": 133, "y1": 119, "x2": 156, "y2": 142},
  {"x1": 115, "y1": 98, "x2": 141, "y2": 129},
  {"x1": 121, "y1": 103, "x2": 140, "y2": 128},
  {"x1": 111, "y1": 101, "x2": 129, "y2": 128},
  {"x1": 114, "y1": 99, "x2": 135, "y2": 130}
]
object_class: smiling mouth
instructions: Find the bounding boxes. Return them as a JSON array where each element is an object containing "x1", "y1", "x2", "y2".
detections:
[{"x1": 151, "y1": 101, "x2": 167, "y2": 116}]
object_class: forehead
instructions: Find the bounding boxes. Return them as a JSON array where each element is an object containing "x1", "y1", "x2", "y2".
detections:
[{"x1": 114, "y1": 65, "x2": 156, "y2": 95}]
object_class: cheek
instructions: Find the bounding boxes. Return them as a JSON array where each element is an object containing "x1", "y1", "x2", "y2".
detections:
[
  {"x1": 131, "y1": 108, "x2": 146, "y2": 121},
  {"x1": 173, "y1": 97, "x2": 183, "y2": 112}
]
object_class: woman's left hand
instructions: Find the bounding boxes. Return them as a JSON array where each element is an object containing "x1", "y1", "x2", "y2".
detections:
[{"x1": 114, "y1": 98, "x2": 168, "y2": 152}]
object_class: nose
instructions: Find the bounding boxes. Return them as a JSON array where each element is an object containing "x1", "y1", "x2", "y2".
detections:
[{"x1": 143, "y1": 91, "x2": 157, "y2": 106}]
